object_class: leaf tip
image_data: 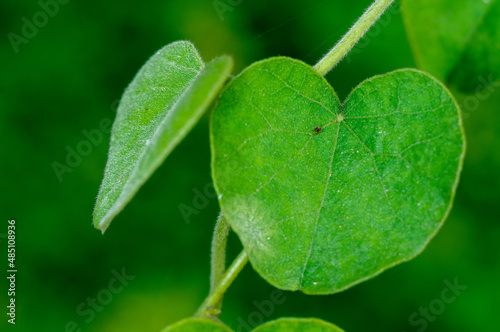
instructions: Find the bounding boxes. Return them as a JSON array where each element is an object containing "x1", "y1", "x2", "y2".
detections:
[{"x1": 93, "y1": 211, "x2": 111, "y2": 234}]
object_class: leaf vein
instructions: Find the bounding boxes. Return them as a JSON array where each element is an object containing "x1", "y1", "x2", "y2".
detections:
[
  {"x1": 266, "y1": 70, "x2": 337, "y2": 117},
  {"x1": 299, "y1": 122, "x2": 341, "y2": 288}
]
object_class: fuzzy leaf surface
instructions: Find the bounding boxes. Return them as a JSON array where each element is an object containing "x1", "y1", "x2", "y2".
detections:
[{"x1": 94, "y1": 41, "x2": 232, "y2": 231}]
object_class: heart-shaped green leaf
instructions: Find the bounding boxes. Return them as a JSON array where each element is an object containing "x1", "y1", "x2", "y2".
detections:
[
  {"x1": 161, "y1": 318, "x2": 232, "y2": 332},
  {"x1": 94, "y1": 41, "x2": 233, "y2": 232},
  {"x1": 252, "y1": 318, "x2": 343, "y2": 332},
  {"x1": 402, "y1": 0, "x2": 500, "y2": 92},
  {"x1": 211, "y1": 57, "x2": 465, "y2": 294}
]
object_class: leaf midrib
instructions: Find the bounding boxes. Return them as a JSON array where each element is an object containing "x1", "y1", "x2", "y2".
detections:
[
  {"x1": 299, "y1": 122, "x2": 341, "y2": 288},
  {"x1": 97, "y1": 58, "x2": 204, "y2": 229}
]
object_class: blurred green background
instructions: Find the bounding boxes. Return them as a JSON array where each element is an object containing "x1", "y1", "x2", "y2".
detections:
[{"x1": 1, "y1": 0, "x2": 498, "y2": 331}]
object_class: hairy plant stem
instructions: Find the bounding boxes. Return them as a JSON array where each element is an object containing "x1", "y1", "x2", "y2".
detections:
[
  {"x1": 314, "y1": 0, "x2": 395, "y2": 76},
  {"x1": 195, "y1": 250, "x2": 249, "y2": 318},
  {"x1": 209, "y1": 212, "x2": 231, "y2": 313}
]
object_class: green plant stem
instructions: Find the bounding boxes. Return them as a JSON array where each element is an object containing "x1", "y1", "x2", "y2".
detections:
[
  {"x1": 313, "y1": 0, "x2": 395, "y2": 76},
  {"x1": 209, "y1": 212, "x2": 231, "y2": 313},
  {"x1": 195, "y1": 250, "x2": 249, "y2": 318}
]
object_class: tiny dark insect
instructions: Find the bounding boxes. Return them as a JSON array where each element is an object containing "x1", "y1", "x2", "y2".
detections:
[{"x1": 314, "y1": 126, "x2": 322, "y2": 134}]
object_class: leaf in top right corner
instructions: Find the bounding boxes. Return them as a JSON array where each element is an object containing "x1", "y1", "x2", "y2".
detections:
[{"x1": 402, "y1": 0, "x2": 500, "y2": 92}]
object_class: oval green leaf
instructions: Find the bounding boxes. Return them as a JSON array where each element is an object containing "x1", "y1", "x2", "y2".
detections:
[
  {"x1": 211, "y1": 57, "x2": 465, "y2": 294},
  {"x1": 162, "y1": 318, "x2": 233, "y2": 332},
  {"x1": 402, "y1": 0, "x2": 500, "y2": 92},
  {"x1": 93, "y1": 41, "x2": 233, "y2": 232},
  {"x1": 252, "y1": 318, "x2": 343, "y2": 332}
]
